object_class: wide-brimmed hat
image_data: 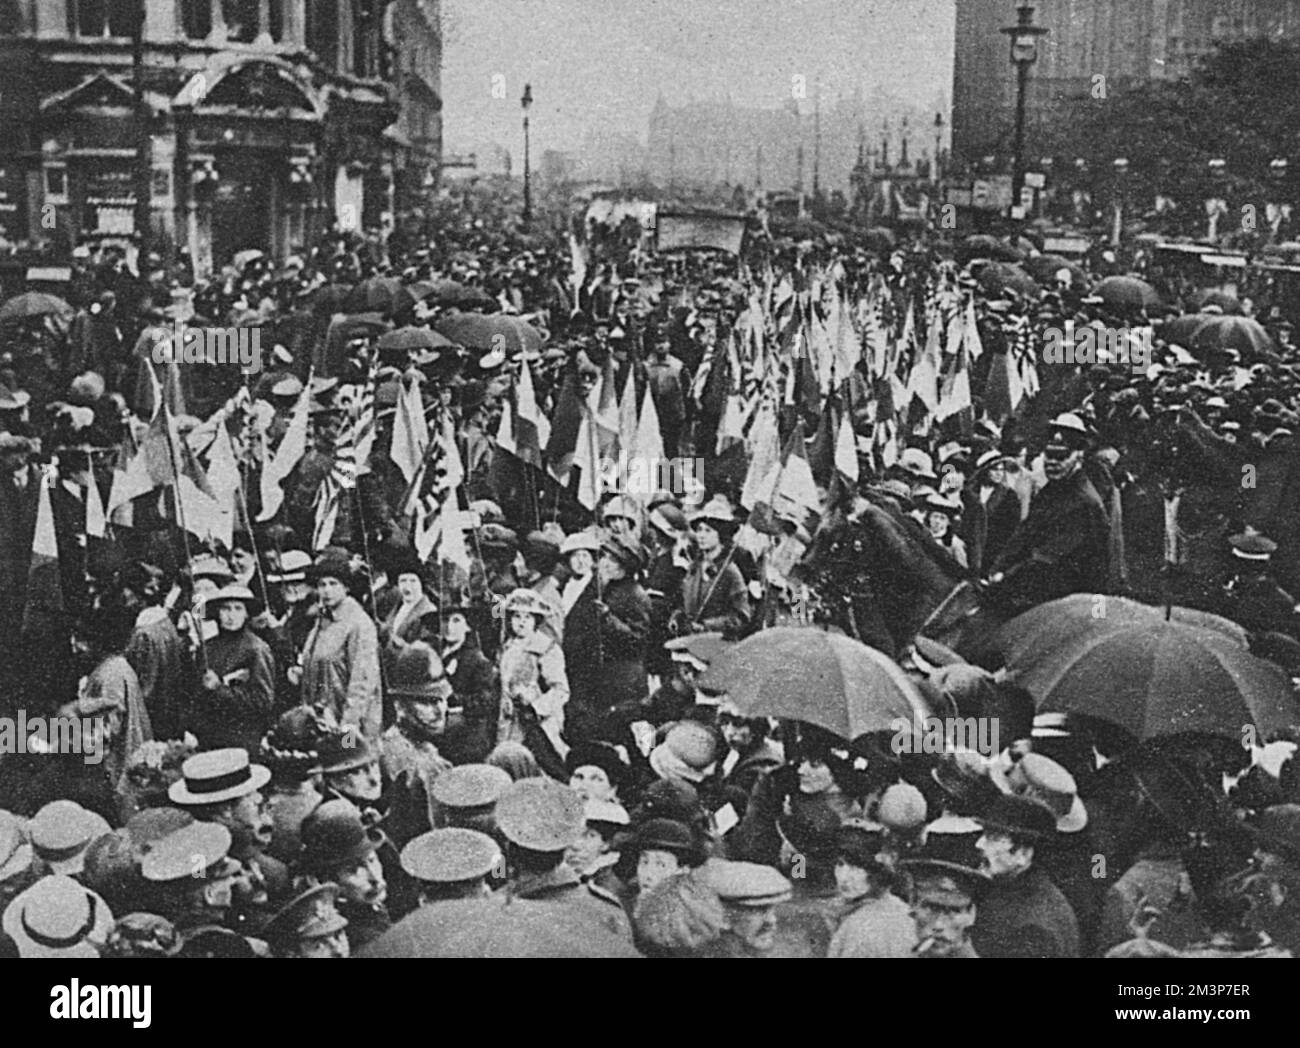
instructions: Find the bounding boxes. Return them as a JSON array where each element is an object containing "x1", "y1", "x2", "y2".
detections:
[
  {"x1": 204, "y1": 584, "x2": 262, "y2": 620},
  {"x1": 2, "y1": 876, "x2": 113, "y2": 958},
  {"x1": 141, "y1": 821, "x2": 236, "y2": 884},
  {"x1": 898, "y1": 447, "x2": 939, "y2": 482},
  {"x1": 688, "y1": 495, "x2": 738, "y2": 531},
  {"x1": 299, "y1": 799, "x2": 385, "y2": 874},
  {"x1": 495, "y1": 779, "x2": 586, "y2": 852},
  {"x1": 599, "y1": 536, "x2": 648, "y2": 576},
  {"x1": 901, "y1": 856, "x2": 992, "y2": 903},
  {"x1": 559, "y1": 529, "x2": 602, "y2": 556},
  {"x1": 601, "y1": 494, "x2": 643, "y2": 526},
  {"x1": 266, "y1": 549, "x2": 312, "y2": 584},
  {"x1": 29, "y1": 800, "x2": 111, "y2": 877},
  {"x1": 168, "y1": 748, "x2": 272, "y2": 806},
  {"x1": 989, "y1": 753, "x2": 1088, "y2": 833}
]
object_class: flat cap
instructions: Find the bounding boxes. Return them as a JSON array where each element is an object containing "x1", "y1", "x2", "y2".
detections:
[
  {"x1": 494, "y1": 779, "x2": 585, "y2": 852},
  {"x1": 700, "y1": 859, "x2": 792, "y2": 907},
  {"x1": 400, "y1": 828, "x2": 502, "y2": 884},
  {"x1": 431, "y1": 763, "x2": 513, "y2": 811}
]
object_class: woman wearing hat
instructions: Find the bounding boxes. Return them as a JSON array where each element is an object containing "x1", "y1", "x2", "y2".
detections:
[
  {"x1": 676, "y1": 496, "x2": 751, "y2": 637},
  {"x1": 188, "y1": 585, "x2": 276, "y2": 754},
  {"x1": 826, "y1": 825, "x2": 917, "y2": 958},
  {"x1": 565, "y1": 537, "x2": 652, "y2": 748},
  {"x1": 498, "y1": 588, "x2": 571, "y2": 780},
  {"x1": 377, "y1": 551, "x2": 438, "y2": 679},
  {"x1": 922, "y1": 492, "x2": 968, "y2": 568},
  {"x1": 300, "y1": 553, "x2": 382, "y2": 741}
]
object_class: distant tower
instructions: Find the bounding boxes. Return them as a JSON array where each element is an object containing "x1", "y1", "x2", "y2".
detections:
[
  {"x1": 813, "y1": 86, "x2": 822, "y2": 198},
  {"x1": 881, "y1": 119, "x2": 891, "y2": 171},
  {"x1": 796, "y1": 142, "x2": 805, "y2": 195},
  {"x1": 756, "y1": 143, "x2": 764, "y2": 189},
  {"x1": 900, "y1": 115, "x2": 911, "y2": 170}
]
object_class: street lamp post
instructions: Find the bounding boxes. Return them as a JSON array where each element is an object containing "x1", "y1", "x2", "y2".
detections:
[
  {"x1": 132, "y1": 0, "x2": 152, "y2": 267},
  {"x1": 933, "y1": 112, "x2": 945, "y2": 187},
  {"x1": 521, "y1": 84, "x2": 533, "y2": 226},
  {"x1": 1111, "y1": 157, "x2": 1129, "y2": 247},
  {"x1": 1000, "y1": 1, "x2": 1048, "y2": 219}
]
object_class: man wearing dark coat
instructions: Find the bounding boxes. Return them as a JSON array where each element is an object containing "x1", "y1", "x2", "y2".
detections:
[
  {"x1": 986, "y1": 416, "x2": 1111, "y2": 615},
  {"x1": 0, "y1": 435, "x2": 40, "y2": 666},
  {"x1": 971, "y1": 795, "x2": 1080, "y2": 958}
]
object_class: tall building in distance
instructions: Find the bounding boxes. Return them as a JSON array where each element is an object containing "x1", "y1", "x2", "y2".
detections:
[
  {"x1": 0, "y1": 0, "x2": 442, "y2": 274},
  {"x1": 953, "y1": 0, "x2": 1300, "y2": 168}
]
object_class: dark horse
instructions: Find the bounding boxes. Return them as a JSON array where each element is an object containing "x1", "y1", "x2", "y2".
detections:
[{"x1": 797, "y1": 493, "x2": 1002, "y2": 660}]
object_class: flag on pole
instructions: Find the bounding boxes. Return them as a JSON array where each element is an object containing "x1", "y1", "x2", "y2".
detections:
[
  {"x1": 258, "y1": 376, "x2": 312, "y2": 521},
  {"x1": 23, "y1": 470, "x2": 63, "y2": 633},
  {"x1": 513, "y1": 360, "x2": 550, "y2": 468},
  {"x1": 390, "y1": 375, "x2": 430, "y2": 485}
]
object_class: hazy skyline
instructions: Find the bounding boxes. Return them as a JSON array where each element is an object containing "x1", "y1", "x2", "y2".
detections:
[{"x1": 441, "y1": 0, "x2": 957, "y2": 159}]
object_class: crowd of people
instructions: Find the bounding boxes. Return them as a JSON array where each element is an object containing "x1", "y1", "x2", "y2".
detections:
[{"x1": 0, "y1": 183, "x2": 1299, "y2": 959}]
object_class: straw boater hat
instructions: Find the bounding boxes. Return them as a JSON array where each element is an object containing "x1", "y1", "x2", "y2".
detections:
[
  {"x1": 204, "y1": 584, "x2": 262, "y2": 620},
  {"x1": 168, "y1": 748, "x2": 272, "y2": 806},
  {"x1": 266, "y1": 549, "x2": 312, "y2": 584},
  {"x1": 989, "y1": 753, "x2": 1088, "y2": 833},
  {"x1": 3, "y1": 875, "x2": 114, "y2": 959}
]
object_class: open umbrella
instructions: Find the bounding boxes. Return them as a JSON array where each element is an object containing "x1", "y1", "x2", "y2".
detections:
[
  {"x1": 1091, "y1": 275, "x2": 1162, "y2": 313},
  {"x1": 344, "y1": 276, "x2": 416, "y2": 317},
  {"x1": 697, "y1": 626, "x2": 931, "y2": 742},
  {"x1": 1190, "y1": 315, "x2": 1277, "y2": 360},
  {"x1": 975, "y1": 261, "x2": 1041, "y2": 301},
  {"x1": 376, "y1": 326, "x2": 455, "y2": 353},
  {"x1": 434, "y1": 312, "x2": 545, "y2": 356},
  {"x1": 1158, "y1": 312, "x2": 1212, "y2": 347},
  {"x1": 358, "y1": 896, "x2": 641, "y2": 958},
  {"x1": 0, "y1": 291, "x2": 73, "y2": 321},
  {"x1": 995, "y1": 595, "x2": 1298, "y2": 743},
  {"x1": 309, "y1": 282, "x2": 354, "y2": 318},
  {"x1": 958, "y1": 235, "x2": 1026, "y2": 264}
]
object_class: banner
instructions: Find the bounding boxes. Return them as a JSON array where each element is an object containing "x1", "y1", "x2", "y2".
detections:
[{"x1": 655, "y1": 210, "x2": 746, "y2": 255}]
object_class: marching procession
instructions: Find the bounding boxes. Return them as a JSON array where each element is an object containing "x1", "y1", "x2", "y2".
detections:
[{"x1": 0, "y1": 180, "x2": 1297, "y2": 960}]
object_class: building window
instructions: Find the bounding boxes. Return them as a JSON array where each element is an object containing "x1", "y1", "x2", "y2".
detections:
[
  {"x1": 222, "y1": 0, "x2": 258, "y2": 42},
  {"x1": 67, "y1": 0, "x2": 136, "y2": 37},
  {"x1": 268, "y1": 0, "x2": 283, "y2": 42},
  {"x1": 44, "y1": 167, "x2": 69, "y2": 205},
  {"x1": 181, "y1": 0, "x2": 211, "y2": 38},
  {"x1": 0, "y1": 0, "x2": 22, "y2": 36},
  {"x1": 307, "y1": 0, "x2": 338, "y2": 70}
]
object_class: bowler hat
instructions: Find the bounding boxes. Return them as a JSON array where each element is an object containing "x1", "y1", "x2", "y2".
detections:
[
  {"x1": 616, "y1": 817, "x2": 706, "y2": 866},
  {"x1": 299, "y1": 799, "x2": 385, "y2": 873},
  {"x1": 494, "y1": 779, "x2": 585, "y2": 852}
]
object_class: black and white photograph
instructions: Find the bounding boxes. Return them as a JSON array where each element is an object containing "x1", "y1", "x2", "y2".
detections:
[{"x1": 0, "y1": 0, "x2": 1295, "y2": 1016}]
